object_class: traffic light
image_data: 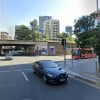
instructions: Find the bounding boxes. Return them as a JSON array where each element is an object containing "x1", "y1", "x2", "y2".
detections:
[{"x1": 61, "y1": 38, "x2": 66, "y2": 47}]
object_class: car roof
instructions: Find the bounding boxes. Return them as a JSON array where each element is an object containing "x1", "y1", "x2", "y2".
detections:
[{"x1": 35, "y1": 60, "x2": 54, "y2": 63}]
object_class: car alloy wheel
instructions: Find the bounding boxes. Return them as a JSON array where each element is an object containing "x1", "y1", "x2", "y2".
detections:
[{"x1": 43, "y1": 75, "x2": 48, "y2": 84}]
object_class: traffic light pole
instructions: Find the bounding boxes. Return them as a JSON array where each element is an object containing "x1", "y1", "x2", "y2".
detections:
[
  {"x1": 61, "y1": 38, "x2": 66, "y2": 67},
  {"x1": 64, "y1": 47, "x2": 66, "y2": 67},
  {"x1": 63, "y1": 38, "x2": 66, "y2": 67}
]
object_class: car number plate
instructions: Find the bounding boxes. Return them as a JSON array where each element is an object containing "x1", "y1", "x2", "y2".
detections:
[{"x1": 60, "y1": 78, "x2": 65, "y2": 81}]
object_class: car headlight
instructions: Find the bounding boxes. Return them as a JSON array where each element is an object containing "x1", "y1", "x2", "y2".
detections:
[{"x1": 47, "y1": 73, "x2": 55, "y2": 77}]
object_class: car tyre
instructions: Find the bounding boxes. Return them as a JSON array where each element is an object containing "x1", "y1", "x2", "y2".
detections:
[
  {"x1": 64, "y1": 79, "x2": 68, "y2": 84},
  {"x1": 43, "y1": 75, "x2": 48, "y2": 84}
]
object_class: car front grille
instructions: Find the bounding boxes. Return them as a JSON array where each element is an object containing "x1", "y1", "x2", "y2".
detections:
[{"x1": 59, "y1": 73, "x2": 66, "y2": 79}]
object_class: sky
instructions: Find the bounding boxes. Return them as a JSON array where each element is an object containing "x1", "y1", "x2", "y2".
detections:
[{"x1": 0, "y1": 0, "x2": 100, "y2": 38}]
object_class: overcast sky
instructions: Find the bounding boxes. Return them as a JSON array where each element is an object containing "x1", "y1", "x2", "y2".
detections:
[{"x1": 0, "y1": 0, "x2": 100, "y2": 38}]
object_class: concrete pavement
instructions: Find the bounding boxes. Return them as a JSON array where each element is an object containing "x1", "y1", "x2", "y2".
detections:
[{"x1": 57, "y1": 58, "x2": 100, "y2": 88}]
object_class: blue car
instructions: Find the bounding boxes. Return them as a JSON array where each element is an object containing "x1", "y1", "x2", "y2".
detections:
[{"x1": 32, "y1": 60, "x2": 68, "y2": 84}]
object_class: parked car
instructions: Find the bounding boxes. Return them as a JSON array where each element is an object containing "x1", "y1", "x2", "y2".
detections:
[
  {"x1": 5, "y1": 53, "x2": 13, "y2": 60},
  {"x1": 32, "y1": 60, "x2": 68, "y2": 84}
]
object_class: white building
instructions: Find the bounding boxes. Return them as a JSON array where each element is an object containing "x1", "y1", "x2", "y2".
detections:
[
  {"x1": 43, "y1": 19, "x2": 59, "y2": 39},
  {"x1": 0, "y1": 31, "x2": 12, "y2": 40}
]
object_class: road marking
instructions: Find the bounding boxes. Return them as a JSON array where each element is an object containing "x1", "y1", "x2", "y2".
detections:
[
  {"x1": 21, "y1": 72, "x2": 29, "y2": 82},
  {"x1": 23, "y1": 69, "x2": 32, "y2": 71},
  {"x1": 0, "y1": 70, "x2": 11, "y2": 73},
  {"x1": 0, "y1": 83, "x2": 16, "y2": 89},
  {"x1": 13, "y1": 69, "x2": 21, "y2": 72},
  {"x1": 0, "y1": 69, "x2": 32, "y2": 73}
]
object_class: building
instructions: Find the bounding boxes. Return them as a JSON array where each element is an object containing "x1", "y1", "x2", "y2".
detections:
[
  {"x1": 90, "y1": 9, "x2": 100, "y2": 21},
  {"x1": 0, "y1": 32, "x2": 12, "y2": 40},
  {"x1": 43, "y1": 19, "x2": 60, "y2": 39},
  {"x1": 15, "y1": 25, "x2": 20, "y2": 40},
  {"x1": 90, "y1": 9, "x2": 100, "y2": 27},
  {"x1": 39, "y1": 16, "x2": 52, "y2": 33},
  {"x1": 65, "y1": 26, "x2": 72, "y2": 36}
]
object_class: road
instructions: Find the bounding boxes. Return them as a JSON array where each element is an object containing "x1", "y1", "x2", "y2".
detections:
[{"x1": 0, "y1": 61, "x2": 100, "y2": 100}]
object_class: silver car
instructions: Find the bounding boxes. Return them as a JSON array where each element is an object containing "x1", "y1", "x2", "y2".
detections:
[{"x1": 5, "y1": 54, "x2": 13, "y2": 60}]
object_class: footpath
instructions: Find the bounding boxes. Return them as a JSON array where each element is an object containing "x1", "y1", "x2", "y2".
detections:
[{"x1": 57, "y1": 55, "x2": 100, "y2": 89}]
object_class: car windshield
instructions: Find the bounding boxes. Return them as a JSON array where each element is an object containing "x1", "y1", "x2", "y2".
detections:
[{"x1": 41, "y1": 61, "x2": 58, "y2": 68}]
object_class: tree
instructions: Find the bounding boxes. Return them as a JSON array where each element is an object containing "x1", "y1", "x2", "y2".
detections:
[
  {"x1": 74, "y1": 16, "x2": 95, "y2": 34},
  {"x1": 57, "y1": 34, "x2": 63, "y2": 39},
  {"x1": 74, "y1": 15, "x2": 95, "y2": 47},
  {"x1": 15, "y1": 24, "x2": 41, "y2": 41},
  {"x1": 15, "y1": 25, "x2": 32, "y2": 40},
  {"x1": 61, "y1": 32, "x2": 68, "y2": 38},
  {"x1": 30, "y1": 19, "x2": 38, "y2": 31},
  {"x1": 66, "y1": 36, "x2": 75, "y2": 43},
  {"x1": 74, "y1": 15, "x2": 100, "y2": 68},
  {"x1": 42, "y1": 34, "x2": 49, "y2": 41}
]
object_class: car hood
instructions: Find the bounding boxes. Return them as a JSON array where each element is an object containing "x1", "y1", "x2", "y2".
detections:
[{"x1": 45, "y1": 67, "x2": 66, "y2": 75}]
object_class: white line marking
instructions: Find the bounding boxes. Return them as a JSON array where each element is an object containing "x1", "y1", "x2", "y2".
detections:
[
  {"x1": 0, "y1": 71, "x2": 11, "y2": 73},
  {"x1": 0, "y1": 69, "x2": 32, "y2": 73},
  {"x1": 21, "y1": 72, "x2": 29, "y2": 82},
  {"x1": 23, "y1": 69, "x2": 32, "y2": 71},
  {"x1": 13, "y1": 70, "x2": 21, "y2": 72}
]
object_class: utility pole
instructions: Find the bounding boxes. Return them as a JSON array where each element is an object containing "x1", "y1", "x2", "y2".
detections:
[
  {"x1": 96, "y1": 0, "x2": 100, "y2": 71},
  {"x1": 96, "y1": 0, "x2": 99, "y2": 25},
  {"x1": 96, "y1": 0, "x2": 98, "y2": 13}
]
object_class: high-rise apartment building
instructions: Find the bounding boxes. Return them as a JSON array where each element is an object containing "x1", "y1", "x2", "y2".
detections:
[
  {"x1": 43, "y1": 19, "x2": 59, "y2": 39},
  {"x1": 90, "y1": 9, "x2": 100, "y2": 21},
  {"x1": 65, "y1": 26, "x2": 72, "y2": 36},
  {"x1": 39, "y1": 16, "x2": 52, "y2": 33},
  {"x1": 90, "y1": 9, "x2": 100, "y2": 27}
]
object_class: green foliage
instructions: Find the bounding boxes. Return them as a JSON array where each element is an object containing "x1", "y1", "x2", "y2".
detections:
[
  {"x1": 74, "y1": 16, "x2": 95, "y2": 34},
  {"x1": 15, "y1": 25, "x2": 32, "y2": 40},
  {"x1": 66, "y1": 36, "x2": 75, "y2": 43},
  {"x1": 57, "y1": 34, "x2": 63, "y2": 38},
  {"x1": 61, "y1": 32, "x2": 68, "y2": 38},
  {"x1": 74, "y1": 15, "x2": 100, "y2": 56},
  {"x1": 42, "y1": 34, "x2": 49, "y2": 41},
  {"x1": 56, "y1": 32, "x2": 75, "y2": 43},
  {"x1": 30, "y1": 19, "x2": 38, "y2": 31},
  {"x1": 15, "y1": 25, "x2": 40, "y2": 41}
]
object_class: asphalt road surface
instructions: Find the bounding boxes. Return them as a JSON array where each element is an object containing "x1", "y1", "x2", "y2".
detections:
[{"x1": 0, "y1": 63, "x2": 100, "y2": 100}]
